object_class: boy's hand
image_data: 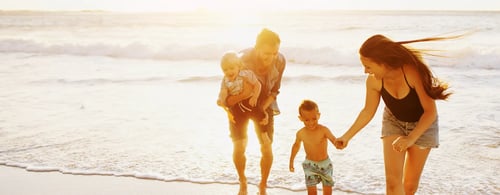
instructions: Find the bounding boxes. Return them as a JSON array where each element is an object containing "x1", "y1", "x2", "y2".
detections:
[
  {"x1": 217, "y1": 99, "x2": 224, "y2": 107},
  {"x1": 289, "y1": 165, "x2": 295, "y2": 172}
]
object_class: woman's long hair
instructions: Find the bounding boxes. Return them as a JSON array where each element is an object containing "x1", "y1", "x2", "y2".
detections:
[{"x1": 359, "y1": 34, "x2": 457, "y2": 100}]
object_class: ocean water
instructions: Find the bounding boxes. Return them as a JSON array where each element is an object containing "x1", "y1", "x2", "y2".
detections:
[{"x1": 0, "y1": 10, "x2": 499, "y2": 194}]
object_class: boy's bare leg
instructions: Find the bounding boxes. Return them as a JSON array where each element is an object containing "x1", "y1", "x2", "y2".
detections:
[
  {"x1": 322, "y1": 186, "x2": 332, "y2": 195},
  {"x1": 233, "y1": 139, "x2": 248, "y2": 195},
  {"x1": 306, "y1": 186, "x2": 318, "y2": 195}
]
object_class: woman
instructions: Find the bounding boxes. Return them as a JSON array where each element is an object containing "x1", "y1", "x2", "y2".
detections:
[{"x1": 335, "y1": 34, "x2": 453, "y2": 195}]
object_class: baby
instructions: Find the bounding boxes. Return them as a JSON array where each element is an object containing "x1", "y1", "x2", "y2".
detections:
[{"x1": 217, "y1": 51, "x2": 268, "y2": 125}]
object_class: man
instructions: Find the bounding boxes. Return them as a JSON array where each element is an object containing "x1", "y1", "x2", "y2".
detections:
[{"x1": 226, "y1": 28, "x2": 286, "y2": 195}]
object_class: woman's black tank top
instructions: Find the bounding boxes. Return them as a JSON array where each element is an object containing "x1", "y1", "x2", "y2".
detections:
[{"x1": 381, "y1": 68, "x2": 423, "y2": 122}]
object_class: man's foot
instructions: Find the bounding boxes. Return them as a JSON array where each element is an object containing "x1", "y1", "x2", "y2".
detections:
[{"x1": 238, "y1": 178, "x2": 248, "y2": 195}]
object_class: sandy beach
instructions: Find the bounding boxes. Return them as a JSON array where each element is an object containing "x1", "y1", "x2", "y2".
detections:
[{"x1": 0, "y1": 165, "x2": 359, "y2": 195}]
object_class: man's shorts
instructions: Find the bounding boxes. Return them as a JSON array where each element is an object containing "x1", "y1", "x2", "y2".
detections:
[
  {"x1": 229, "y1": 106, "x2": 274, "y2": 144},
  {"x1": 381, "y1": 107, "x2": 439, "y2": 148}
]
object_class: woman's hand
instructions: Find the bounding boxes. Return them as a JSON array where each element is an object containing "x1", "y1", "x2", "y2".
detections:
[{"x1": 392, "y1": 136, "x2": 415, "y2": 152}]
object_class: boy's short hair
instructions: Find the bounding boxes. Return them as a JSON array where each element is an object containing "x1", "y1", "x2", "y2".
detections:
[
  {"x1": 255, "y1": 28, "x2": 280, "y2": 49},
  {"x1": 220, "y1": 51, "x2": 243, "y2": 68},
  {"x1": 299, "y1": 100, "x2": 319, "y2": 115}
]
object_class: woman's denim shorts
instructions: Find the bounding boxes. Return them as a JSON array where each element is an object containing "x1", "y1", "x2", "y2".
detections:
[{"x1": 381, "y1": 107, "x2": 439, "y2": 148}]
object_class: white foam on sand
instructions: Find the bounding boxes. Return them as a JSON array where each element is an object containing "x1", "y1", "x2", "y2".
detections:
[{"x1": 0, "y1": 165, "x2": 360, "y2": 195}]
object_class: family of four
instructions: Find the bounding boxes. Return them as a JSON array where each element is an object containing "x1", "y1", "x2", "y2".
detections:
[{"x1": 217, "y1": 28, "x2": 452, "y2": 195}]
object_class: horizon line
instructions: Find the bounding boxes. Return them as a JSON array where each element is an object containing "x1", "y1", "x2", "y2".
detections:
[{"x1": 1, "y1": 8, "x2": 499, "y2": 13}]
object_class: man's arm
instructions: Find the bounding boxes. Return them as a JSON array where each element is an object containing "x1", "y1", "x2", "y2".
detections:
[
  {"x1": 263, "y1": 53, "x2": 286, "y2": 110},
  {"x1": 269, "y1": 53, "x2": 286, "y2": 98},
  {"x1": 249, "y1": 79, "x2": 261, "y2": 107}
]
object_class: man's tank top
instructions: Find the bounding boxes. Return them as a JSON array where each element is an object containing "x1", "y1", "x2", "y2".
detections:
[{"x1": 381, "y1": 68, "x2": 423, "y2": 122}]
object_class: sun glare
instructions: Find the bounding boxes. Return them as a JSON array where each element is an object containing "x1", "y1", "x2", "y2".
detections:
[
  {"x1": 99, "y1": 0, "x2": 290, "y2": 13},
  {"x1": 195, "y1": 0, "x2": 284, "y2": 12},
  {"x1": 2, "y1": 0, "x2": 498, "y2": 12}
]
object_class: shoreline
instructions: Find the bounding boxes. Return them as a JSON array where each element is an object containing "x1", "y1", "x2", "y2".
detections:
[{"x1": 0, "y1": 165, "x2": 358, "y2": 195}]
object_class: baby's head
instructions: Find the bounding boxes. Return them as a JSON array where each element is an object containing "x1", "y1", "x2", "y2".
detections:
[{"x1": 220, "y1": 51, "x2": 243, "y2": 80}]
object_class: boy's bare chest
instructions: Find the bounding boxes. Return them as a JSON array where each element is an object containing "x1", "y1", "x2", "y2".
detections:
[{"x1": 301, "y1": 131, "x2": 325, "y2": 144}]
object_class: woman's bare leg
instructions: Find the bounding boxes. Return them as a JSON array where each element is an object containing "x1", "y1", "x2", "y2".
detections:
[{"x1": 383, "y1": 135, "x2": 406, "y2": 195}]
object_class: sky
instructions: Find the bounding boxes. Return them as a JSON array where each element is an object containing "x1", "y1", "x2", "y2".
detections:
[{"x1": 0, "y1": 0, "x2": 499, "y2": 12}]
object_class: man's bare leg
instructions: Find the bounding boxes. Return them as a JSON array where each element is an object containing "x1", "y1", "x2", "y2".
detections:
[
  {"x1": 259, "y1": 133, "x2": 273, "y2": 195},
  {"x1": 233, "y1": 139, "x2": 248, "y2": 195}
]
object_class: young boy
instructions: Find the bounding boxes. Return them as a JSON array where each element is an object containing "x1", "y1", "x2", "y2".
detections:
[
  {"x1": 289, "y1": 99, "x2": 336, "y2": 195},
  {"x1": 217, "y1": 51, "x2": 268, "y2": 125}
]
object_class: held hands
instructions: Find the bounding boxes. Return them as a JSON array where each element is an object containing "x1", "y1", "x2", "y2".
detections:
[
  {"x1": 392, "y1": 136, "x2": 415, "y2": 152},
  {"x1": 334, "y1": 136, "x2": 349, "y2": 149}
]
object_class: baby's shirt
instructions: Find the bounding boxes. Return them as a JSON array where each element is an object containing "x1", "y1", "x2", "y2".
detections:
[{"x1": 218, "y1": 70, "x2": 259, "y2": 106}]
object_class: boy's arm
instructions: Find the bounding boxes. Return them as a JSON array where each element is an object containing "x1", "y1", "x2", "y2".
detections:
[
  {"x1": 324, "y1": 126, "x2": 337, "y2": 146},
  {"x1": 289, "y1": 131, "x2": 302, "y2": 172},
  {"x1": 226, "y1": 84, "x2": 252, "y2": 106},
  {"x1": 248, "y1": 79, "x2": 261, "y2": 107},
  {"x1": 217, "y1": 83, "x2": 236, "y2": 123},
  {"x1": 217, "y1": 80, "x2": 229, "y2": 107}
]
